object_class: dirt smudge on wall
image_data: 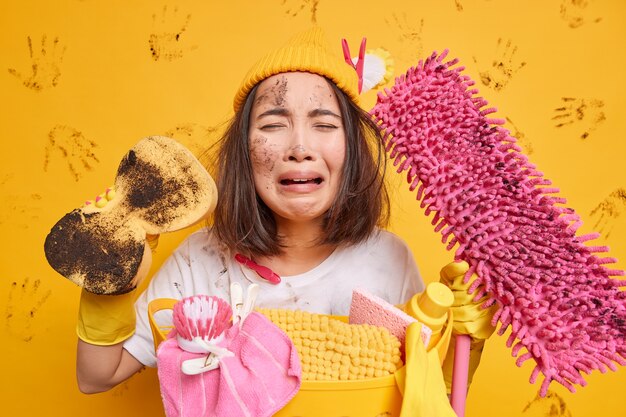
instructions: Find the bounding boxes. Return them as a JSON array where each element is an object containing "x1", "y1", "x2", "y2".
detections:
[
  {"x1": 43, "y1": 124, "x2": 99, "y2": 181},
  {"x1": 385, "y1": 13, "x2": 424, "y2": 64},
  {"x1": 5, "y1": 277, "x2": 52, "y2": 342},
  {"x1": 560, "y1": 0, "x2": 602, "y2": 29},
  {"x1": 590, "y1": 188, "x2": 626, "y2": 240},
  {"x1": 0, "y1": 174, "x2": 42, "y2": 229},
  {"x1": 522, "y1": 390, "x2": 572, "y2": 416},
  {"x1": 281, "y1": 0, "x2": 320, "y2": 23},
  {"x1": 8, "y1": 35, "x2": 66, "y2": 91},
  {"x1": 505, "y1": 117, "x2": 534, "y2": 155},
  {"x1": 552, "y1": 97, "x2": 606, "y2": 140},
  {"x1": 164, "y1": 122, "x2": 220, "y2": 163},
  {"x1": 0, "y1": 193, "x2": 42, "y2": 229},
  {"x1": 473, "y1": 38, "x2": 526, "y2": 91},
  {"x1": 149, "y1": 5, "x2": 196, "y2": 61}
]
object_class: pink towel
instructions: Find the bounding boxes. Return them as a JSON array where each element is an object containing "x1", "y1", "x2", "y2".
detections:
[{"x1": 157, "y1": 311, "x2": 302, "y2": 417}]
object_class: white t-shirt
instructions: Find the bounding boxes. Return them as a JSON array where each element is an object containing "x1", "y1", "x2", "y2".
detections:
[{"x1": 124, "y1": 228, "x2": 424, "y2": 367}]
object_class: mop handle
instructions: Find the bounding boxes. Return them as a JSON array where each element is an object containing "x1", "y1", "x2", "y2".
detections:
[{"x1": 451, "y1": 334, "x2": 471, "y2": 417}]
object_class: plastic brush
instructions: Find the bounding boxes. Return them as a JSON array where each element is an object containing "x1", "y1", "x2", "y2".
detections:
[
  {"x1": 172, "y1": 295, "x2": 234, "y2": 375},
  {"x1": 370, "y1": 50, "x2": 626, "y2": 396}
]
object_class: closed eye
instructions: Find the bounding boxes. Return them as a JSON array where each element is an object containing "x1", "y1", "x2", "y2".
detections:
[
  {"x1": 314, "y1": 123, "x2": 339, "y2": 131},
  {"x1": 260, "y1": 123, "x2": 286, "y2": 131}
]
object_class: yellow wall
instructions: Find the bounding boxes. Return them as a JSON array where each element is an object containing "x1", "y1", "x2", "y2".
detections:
[{"x1": 2, "y1": 0, "x2": 625, "y2": 415}]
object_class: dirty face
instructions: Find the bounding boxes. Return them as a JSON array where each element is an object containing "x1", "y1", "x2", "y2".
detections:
[{"x1": 248, "y1": 72, "x2": 346, "y2": 228}]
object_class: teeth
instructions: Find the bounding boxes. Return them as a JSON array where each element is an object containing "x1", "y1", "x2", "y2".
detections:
[{"x1": 281, "y1": 178, "x2": 322, "y2": 185}]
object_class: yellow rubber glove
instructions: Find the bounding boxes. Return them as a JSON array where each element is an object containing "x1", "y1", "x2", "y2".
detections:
[
  {"x1": 396, "y1": 322, "x2": 457, "y2": 417},
  {"x1": 439, "y1": 261, "x2": 497, "y2": 394},
  {"x1": 76, "y1": 187, "x2": 157, "y2": 345},
  {"x1": 77, "y1": 288, "x2": 138, "y2": 345},
  {"x1": 76, "y1": 239, "x2": 155, "y2": 345}
]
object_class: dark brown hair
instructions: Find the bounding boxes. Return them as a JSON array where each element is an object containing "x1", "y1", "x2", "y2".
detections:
[{"x1": 212, "y1": 78, "x2": 390, "y2": 257}]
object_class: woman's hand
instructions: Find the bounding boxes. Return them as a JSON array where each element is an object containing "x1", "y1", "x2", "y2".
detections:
[{"x1": 439, "y1": 261, "x2": 497, "y2": 393}]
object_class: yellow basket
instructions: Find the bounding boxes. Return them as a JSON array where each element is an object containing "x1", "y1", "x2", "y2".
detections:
[{"x1": 148, "y1": 298, "x2": 452, "y2": 417}]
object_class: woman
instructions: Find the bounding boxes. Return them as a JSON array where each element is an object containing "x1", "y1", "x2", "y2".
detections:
[{"x1": 75, "y1": 27, "x2": 425, "y2": 393}]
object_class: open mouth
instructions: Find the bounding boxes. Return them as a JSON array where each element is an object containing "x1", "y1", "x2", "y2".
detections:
[{"x1": 280, "y1": 178, "x2": 323, "y2": 185}]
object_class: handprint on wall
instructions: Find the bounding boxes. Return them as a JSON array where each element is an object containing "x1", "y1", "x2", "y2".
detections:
[
  {"x1": 473, "y1": 38, "x2": 526, "y2": 91},
  {"x1": 164, "y1": 122, "x2": 220, "y2": 161},
  {"x1": 385, "y1": 13, "x2": 424, "y2": 64},
  {"x1": 5, "y1": 277, "x2": 52, "y2": 342},
  {"x1": 522, "y1": 390, "x2": 572, "y2": 417},
  {"x1": 552, "y1": 97, "x2": 605, "y2": 139},
  {"x1": 560, "y1": 0, "x2": 602, "y2": 29},
  {"x1": 0, "y1": 174, "x2": 42, "y2": 229},
  {"x1": 590, "y1": 188, "x2": 626, "y2": 240},
  {"x1": 0, "y1": 194, "x2": 42, "y2": 229},
  {"x1": 505, "y1": 117, "x2": 534, "y2": 155},
  {"x1": 7, "y1": 35, "x2": 66, "y2": 91},
  {"x1": 43, "y1": 125, "x2": 99, "y2": 181},
  {"x1": 281, "y1": 0, "x2": 320, "y2": 23},
  {"x1": 149, "y1": 5, "x2": 197, "y2": 61}
]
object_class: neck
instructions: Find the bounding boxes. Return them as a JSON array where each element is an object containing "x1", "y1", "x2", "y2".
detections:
[{"x1": 255, "y1": 217, "x2": 337, "y2": 277}]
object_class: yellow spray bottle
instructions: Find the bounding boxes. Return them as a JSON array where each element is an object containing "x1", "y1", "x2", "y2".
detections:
[{"x1": 404, "y1": 282, "x2": 454, "y2": 358}]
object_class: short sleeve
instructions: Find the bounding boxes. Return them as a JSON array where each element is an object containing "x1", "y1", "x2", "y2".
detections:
[{"x1": 123, "y1": 228, "x2": 227, "y2": 367}]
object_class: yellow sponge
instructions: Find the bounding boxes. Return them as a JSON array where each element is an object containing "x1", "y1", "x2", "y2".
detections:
[{"x1": 258, "y1": 308, "x2": 403, "y2": 381}]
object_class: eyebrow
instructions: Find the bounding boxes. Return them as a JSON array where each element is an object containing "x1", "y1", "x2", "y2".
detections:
[
  {"x1": 308, "y1": 108, "x2": 341, "y2": 119},
  {"x1": 257, "y1": 108, "x2": 290, "y2": 119},
  {"x1": 256, "y1": 107, "x2": 342, "y2": 119}
]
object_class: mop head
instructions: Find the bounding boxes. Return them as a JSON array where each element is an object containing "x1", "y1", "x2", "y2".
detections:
[{"x1": 370, "y1": 50, "x2": 626, "y2": 395}]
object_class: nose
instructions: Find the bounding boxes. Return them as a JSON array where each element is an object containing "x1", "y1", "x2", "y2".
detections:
[
  {"x1": 287, "y1": 144, "x2": 314, "y2": 162},
  {"x1": 285, "y1": 126, "x2": 315, "y2": 162}
]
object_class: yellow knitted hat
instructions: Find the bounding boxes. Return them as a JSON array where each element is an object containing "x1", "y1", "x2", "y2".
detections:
[{"x1": 233, "y1": 27, "x2": 359, "y2": 111}]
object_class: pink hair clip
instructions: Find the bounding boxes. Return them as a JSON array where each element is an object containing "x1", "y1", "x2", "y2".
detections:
[
  {"x1": 341, "y1": 37, "x2": 367, "y2": 93},
  {"x1": 235, "y1": 253, "x2": 281, "y2": 284}
]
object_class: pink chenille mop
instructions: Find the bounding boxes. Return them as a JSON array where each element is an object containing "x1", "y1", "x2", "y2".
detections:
[{"x1": 370, "y1": 50, "x2": 626, "y2": 399}]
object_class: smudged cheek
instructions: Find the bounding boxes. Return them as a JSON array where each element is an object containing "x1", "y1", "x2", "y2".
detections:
[{"x1": 249, "y1": 135, "x2": 279, "y2": 186}]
